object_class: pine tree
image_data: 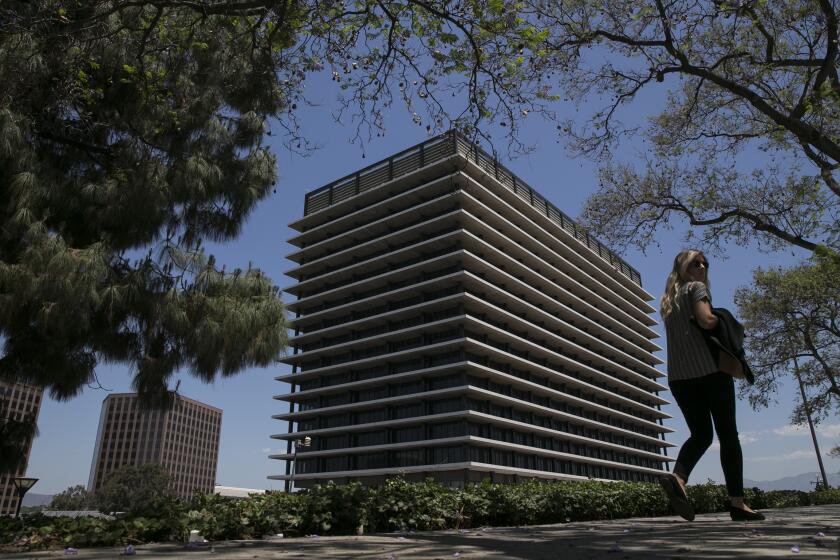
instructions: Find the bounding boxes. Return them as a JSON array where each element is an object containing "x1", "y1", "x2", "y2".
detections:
[{"x1": 0, "y1": 1, "x2": 296, "y2": 422}]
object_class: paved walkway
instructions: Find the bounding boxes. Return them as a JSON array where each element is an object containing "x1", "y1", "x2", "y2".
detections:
[{"x1": 3, "y1": 505, "x2": 840, "y2": 559}]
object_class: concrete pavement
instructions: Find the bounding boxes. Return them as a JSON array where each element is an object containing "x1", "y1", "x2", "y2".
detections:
[{"x1": 3, "y1": 505, "x2": 840, "y2": 559}]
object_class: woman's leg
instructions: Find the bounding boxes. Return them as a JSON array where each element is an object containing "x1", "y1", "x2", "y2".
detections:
[
  {"x1": 670, "y1": 377, "x2": 715, "y2": 485},
  {"x1": 705, "y1": 372, "x2": 748, "y2": 506}
]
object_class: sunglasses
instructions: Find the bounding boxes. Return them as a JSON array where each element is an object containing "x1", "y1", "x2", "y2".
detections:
[{"x1": 691, "y1": 259, "x2": 709, "y2": 269}]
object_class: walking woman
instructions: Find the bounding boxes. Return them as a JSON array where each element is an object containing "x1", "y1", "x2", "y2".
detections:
[{"x1": 658, "y1": 249, "x2": 764, "y2": 521}]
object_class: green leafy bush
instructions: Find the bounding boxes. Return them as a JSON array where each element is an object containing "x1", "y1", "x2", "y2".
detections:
[
  {"x1": 762, "y1": 490, "x2": 812, "y2": 508},
  {"x1": 298, "y1": 481, "x2": 367, "y2": 534},
  {"x1": 810, "y1": 488, "x2": 840, "y2": 505},
  {"x1": 366, "y1": 477, "x2": 458, "y2": 532},
  {"x1": 183, "y1": 491, "x2": 304, "y2": 540},
  {"x1": 3, "y1": 478, "x2": 840, "y2": 552},
  {"x1": 0, "y1": 514, "x2": 177, "y2": 551}
]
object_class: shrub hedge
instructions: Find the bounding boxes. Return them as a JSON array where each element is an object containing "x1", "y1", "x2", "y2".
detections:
[{"x1": 2, "y1": 478, "x2": 839, "y2": 551}]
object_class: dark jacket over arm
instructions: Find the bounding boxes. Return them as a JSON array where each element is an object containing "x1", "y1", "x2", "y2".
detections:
[{"x1": 708, "y1": 308, "x2": 755, "y2": 385}]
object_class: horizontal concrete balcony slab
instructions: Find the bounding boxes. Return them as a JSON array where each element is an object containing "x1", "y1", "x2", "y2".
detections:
[
  {"x1": 271, "y1": 410, "x2": 468, "y2": 439},
  {"x1": 289, "y1": 281, "x2": 660, "y2": 371},
  {"x1": 456, "y1": 274, "x2": 661, "y2": 368},
  {"x1": 266, "y1": 461, "x2": 570, "y2": 482},
  {"x1": 287, "y1": 182, "x2": 458, "y2": 264},
  {"x1": 287, "y1": 296, "x2": 659, "y2": 388},
  {"x1": 285, "y1": 314, "x2": 464, "y2": 364},
  {"x1": 285, "y1": 228, "x2": 462, "y2": 297},
  {"x1": 461, "y1": 330, "x2": 665, "y2": 399},
  {"x1": 459, "y1": 159, "x2": 653, "y2": 303},
  {"x1": 289, "y1": 268, "x2": 661, "y2": 367},
  {"x1": 269, "y1": 435, "x2": 470, "y2": 459},
  {"x1": 287, "y1": 250, "x2": 466, "y2": 315},
  {"x1": 287, "y1": 218, "x2": 658, "y2": 343},
  {"x1": 294, "y1": 132, "x2": 645, "y2": 290},
  {"x1": 277, "y1": 335, "x2": 667, "y2": 412},
  {"x1": 291, "y1": 177, "x2": 654, "y2": 327},
  {"x1": 283, "y1": 321, "x2": 664, "y2": 405},
  {"x1": 277, "y1": 384, "x2": 667, "y2": 449},
  {"x1": 274, "y1": 385, "x2": 467, "y2": 420},
  {"x1": 276, "y1": 359, "x2": 670, "y2": 430},
  {"x1": 288, "y1": 235, "x2": 658, "y2": 357},
  {"x1": 290, "y1": 142, "x2": 460, "y2": 234},
  {"x1": 276, "y1": 362, "x2": 461, "y2": 399},
  {"x1": 290, "y1": 293, "x2": 464, "y2": 347},
  {"x1": 286, "y1": 207, "x2": 460, "y2": 280},
  {"x1": 448, "y1": 211, "x2": 657, "y2": 335},
  {"x1": 455, "y1": 227, "x2": 658, "y2": 341},
  {"x1": 455, "y1": 181, "x2": 656, "y2": 322},
  {"x1": 277, "y1": 337, "x2": 464, "y2": 382},
  {"x1": 276, "y1": 359, "x2": 670, "y2": 433},
  {"x1": 268, "y1": 457, "x2": 667, "y2": 483},
  {"x1": 270, "y1": 433, "x2": 671, "y2": 466},
  {"x1": 460, "y1": 248, "x2": 660, "y2": 355},
  {"x1": 289, "y1": 271, "x2": 461, "y2": 328},
  {"x1": 272, "y1": 409, "x2": 672, "y2": 446},
  {"x1": 456, "y1": 294, "x2": 661, "y2": 383}
]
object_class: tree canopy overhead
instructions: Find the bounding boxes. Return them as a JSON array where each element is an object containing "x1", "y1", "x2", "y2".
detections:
[
  {"x1": 522, "y1": 0, "x2": 840, "y2": 254},
  {"x1": 3, "y1": 0, "x2": 838, "y2": 419},
  {"x1": 0, "y1": 0, "x2": 544, "y2": 410},
  {"x1": 0, "y1": 1, "x2": 302, "y2": 406},
  {"x1": 294, "y1": 0, "x2": 840, "y2": 254},
  {"x1": 301, "y1": 0, "x2": 840, "y2": 254},
  {"x1": 550, "y1": 0, "x2": 840, "y2": 254}
]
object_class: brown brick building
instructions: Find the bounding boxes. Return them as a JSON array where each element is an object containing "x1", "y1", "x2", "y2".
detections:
[
  {"x1": 0, "y1": 382, "x2": 43, "y2": 515},
  {"x1": 88, "y1": 392, "x2": 222, "y2": 499},
  {"x1": 271, "y1": 131, "x2": 672, "y2": 490}
]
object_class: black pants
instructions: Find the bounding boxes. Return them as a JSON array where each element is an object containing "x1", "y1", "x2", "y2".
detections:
[{"x1": 669, "y1": 371, "x2": 744, "y2": 497}]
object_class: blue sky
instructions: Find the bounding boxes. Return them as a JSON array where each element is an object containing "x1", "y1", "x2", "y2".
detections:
[{"x1": 25, "y1": 71, "x2": 838, "y2": 494}]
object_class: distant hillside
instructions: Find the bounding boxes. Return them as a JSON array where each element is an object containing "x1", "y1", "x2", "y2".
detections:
[
  {"x1": 21, "y1": 492, "x2": 53, "y2": 507},
  {"x1": 744, "y1": 472, "x2": 840, "y2": 492}
]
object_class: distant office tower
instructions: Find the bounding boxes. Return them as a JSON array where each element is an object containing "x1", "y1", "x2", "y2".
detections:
[
  {"x1": 88, "y1": 392, "x2": 222, "y2": 499},
  {"x1": 271, "y1": 131, "x2": 672, "y2": 490},
  {"x1": 0, "y1": 382, "x2": 43, "y2": 515}
]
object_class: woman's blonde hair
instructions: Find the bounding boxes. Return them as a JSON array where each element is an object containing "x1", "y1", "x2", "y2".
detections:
[{"x1": 660, "y1": 249, "x2": 710, "y2": 318}]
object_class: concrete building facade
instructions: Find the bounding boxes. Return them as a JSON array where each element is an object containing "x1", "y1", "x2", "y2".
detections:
[
  {"x1": 88, "y1": 392, "x2": 222, "y2": 499},
  {"x1": 0, "y1": 381, "x2": 43, "y2": 515},
  {"x1": 271, "y1": 131, "x2": 672, "y2": 490}
]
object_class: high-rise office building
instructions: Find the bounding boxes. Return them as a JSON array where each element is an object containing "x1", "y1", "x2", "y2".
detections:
[
  {"x1": 88, "y1": 392, "x2": 222, "y2": 499},
  {"x1": 0, "y1": 381, "x2": 43, "y2": 515},
  {"x1": 271, "y1": 131, "x2": 672, "y2": 489}
]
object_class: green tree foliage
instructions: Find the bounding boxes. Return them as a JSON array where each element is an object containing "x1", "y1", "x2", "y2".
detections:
[
  {"x1": 735, "y1": 248, "x2": 840, "y2": 422},
  {"x1": 95, "y1": 463, "x2": 174, "y2": 516},
  {"x1": 0, "y1": 415, "x2": 37, "y2": 474},
  {"x1": 0, "y1": 383, "x2": 38, "y2": 474},
  {"x1": 510, "y1": 0, "x2": 840, "y2": 254},
  {"x1": 11, "y1": 0, "x2": 840, "y2": 469},
  {"x1": 273, "y1": 0, "x2": 840, "y2": 254},
  {"x1": 48, "y1": 484, "x2": 97, "y2": 511},
  {"x1": 0, "y1": 2, "x2": 297, "y2": 411},
  {"x1": 319, "y1": 1, "x2": 839, "y2": 253}
]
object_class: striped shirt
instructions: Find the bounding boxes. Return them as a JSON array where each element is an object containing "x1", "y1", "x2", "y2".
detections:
[{"x1": 664, "y1": 281, "x2": 718, "y2": 381}]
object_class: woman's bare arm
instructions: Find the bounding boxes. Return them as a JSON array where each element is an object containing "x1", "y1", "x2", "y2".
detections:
[{"x1": 694, "y1": 299, "x2": 719, "y2": 330}]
